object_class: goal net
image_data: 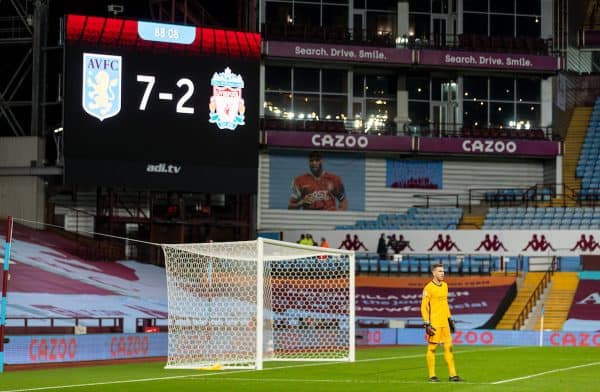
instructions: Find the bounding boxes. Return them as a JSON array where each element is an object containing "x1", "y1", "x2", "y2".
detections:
[{"x1": 161, "y1": 237, "x2": 355, "y2": 370}]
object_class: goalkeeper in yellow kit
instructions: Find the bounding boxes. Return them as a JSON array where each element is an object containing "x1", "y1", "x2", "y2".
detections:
[{"x1": 420, "y1": 263, "x2": 462, "y2": 382}]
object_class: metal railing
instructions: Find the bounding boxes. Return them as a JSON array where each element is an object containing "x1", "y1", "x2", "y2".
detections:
[
  {"x1": 262, "y1": 22, "x2": 553, "y2": 55},
  {"x1": 262, "y1": 117, "x2": 557, "y2": 141},
  {"x1": 512, "y1": 263, "x2": 554, "y2": 330},
  {"x1": 5, "y1": 317, "x2": 124, "y2": 334},
  {"x1": 468, "y1": 183, "x2": 581, "y2": 213},
  {"x1": 413, "y1": 193, "x2": 460, "y2": 208}
]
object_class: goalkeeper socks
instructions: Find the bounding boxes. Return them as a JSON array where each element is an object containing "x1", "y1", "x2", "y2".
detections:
[
  {"x1": 443, "y1": 344, "x2": 457, "y2": 377},
  {"x1": 426, "y1": 344, "x2": 437, "y2": 378}
]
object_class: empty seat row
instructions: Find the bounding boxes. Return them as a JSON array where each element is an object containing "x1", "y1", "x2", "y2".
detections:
[
  {"x1": 338, "y1": 207, "x2": 463, "y2": 230},
  {"x1": 356, "y1": 256, "x2": 492, "y2": 275}
]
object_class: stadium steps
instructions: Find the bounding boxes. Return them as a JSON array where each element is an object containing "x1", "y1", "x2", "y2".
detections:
[
  {"x1": 553, "y1": 107, "x2": 591, "y2": 207},
  {"x1": 496, "y1": 272, "x2": 546, "y2": 330},
  {"x1": 457, "y1": 214, "x2": 484, "y2": 229},
  {"x1": 491, "y1": 270, "x2": 518, "y2": 277},
  {"x1": 523, "y1": 280, "x2": 552, "y2": 330},
  {"x1": 533, "y1": 272, "x2": 579, "y2": 331}
]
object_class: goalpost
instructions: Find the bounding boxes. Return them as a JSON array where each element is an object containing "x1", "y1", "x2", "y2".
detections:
[{"x1": 161, "y1": 237, "x2": 355, "y2": 370}]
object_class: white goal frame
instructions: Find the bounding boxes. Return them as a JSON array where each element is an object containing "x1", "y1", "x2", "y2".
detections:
[{"x1": 161, "y1": 237, "x2": 355, "y2": 370}]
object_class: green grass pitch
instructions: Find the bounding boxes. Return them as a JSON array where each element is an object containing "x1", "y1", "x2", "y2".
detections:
[{"x1": 0, "y1": 345, "x2": 598, "y2": 391}]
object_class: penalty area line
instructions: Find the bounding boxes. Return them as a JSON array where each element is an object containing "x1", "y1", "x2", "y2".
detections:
[{"x1": 490, "y1": 361, "x2": 600, "y2": 384}]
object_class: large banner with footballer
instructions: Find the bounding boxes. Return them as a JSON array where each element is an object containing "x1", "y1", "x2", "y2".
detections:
[
  {"x1": 64, "y1": 15, "x2": 260, "y2": 192},
  {"x1": 268, "y1": 150, "x2": 366, "y2": 211}
]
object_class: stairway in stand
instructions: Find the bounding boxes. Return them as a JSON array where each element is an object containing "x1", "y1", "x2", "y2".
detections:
[
  {"x1": 533, "y1": 272, "x2": 579, "y2": 331},
  {"x1": 553, "y1": 107, "x2": 591, "y2": 207},
  {"x1": 496, "y1": 272, "x2": 545, "y2": 330},
  {"x1": 457, "y1": 214, "x2": 485, "y2": 229}
]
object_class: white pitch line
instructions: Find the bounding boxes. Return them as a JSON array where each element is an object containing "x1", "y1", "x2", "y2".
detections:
[
  {"x1": 0, "y1": 372, "x2": 229, "y2": 392},
  {"x1": 0, "y1": 346, "x2": 517, "y2": 392},
  {"x1": 490, "y1": 361, "x2": 600, "y2": 384},
  {"x1": 205, "y1": 377, "x2": 481, "y2": 385}
]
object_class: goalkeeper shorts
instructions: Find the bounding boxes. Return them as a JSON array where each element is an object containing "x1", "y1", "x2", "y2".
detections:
[{"x1": 426, "y1": 325, "x2": 452, "y2": 345}]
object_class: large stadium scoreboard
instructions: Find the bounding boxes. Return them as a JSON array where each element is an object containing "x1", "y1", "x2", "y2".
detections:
[{"x1": 64, "y1": 15, "x2": 261, "y2": 192}]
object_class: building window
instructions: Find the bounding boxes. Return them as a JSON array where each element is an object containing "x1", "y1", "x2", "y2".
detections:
[
  {"x1": 517, "y1": 0, "x2": 541, "y2": 14},
  {"x1": 294, "y1": 68, "x2": 319, "y2": 92},
  {"x1": 265, "y1": 92, "x2": 292, "y2": 118},
  {"x1": 409, "y1": 0, "x2": 431, "y2": 13},
  {"x1": 265, "y1": 66, "x2": 291, "y2": 91},
  {"x1": 516, "y1": 78, "x2": 541, "y2": 102},
  {"x1": 409, "y1": 101, "x2": 430, "y2": 124},
  {"x1": 407, "y1": 76, "x2": 430, "y2": 100},
  {"x1": 461, "y1": 0, "x2": 541, "y2": 37},
  {"x1": 463, "y1": 100, "x2": 487, "y2": 127},
  {"x1": 490, "y1": 78, "x2": 514, "y2": 101},
  {"x1": 490, "y1": 0, "x2": 514, "y2": 13},
  {"x1": 366, "y1": 0, "x2": 398, "y2": 11},
  {"x1": 322, "y1": 5, "x2": 349, "y2": 29},
  {"x1": 265, "y1": 1, "x2": 350, "y2": 29},
  {"x1": 355, "y1": 74, "x2": 397, "y2": 132},
  {"x1": 462, "y1": 76, "x2": 541, "y2": 128},
  {"x1": 490, "y1": 15, "x2": 514, "y2": 37},
  {"x1": 490, "y1": 102, "x2": 515, "y2": 128},
  {"x1": 294, "y1": 3, "x2": 320, "y2": 25},
  {"x1": 463, "y1": 76, "x2": 487, "y2": 101},
  {"x1": 516, "y1": 16, "x2": 541, "y2": 37},
  {"x1": 265, "y1": 3, "x2": 293, "y2": 25},
  {"x1": 264, "y1": 65, "x2": 348, "y2": 121},
  {"x1": 293, "y1": 94, "x2": 320, "y2": 119},
  {"x1": 463, "y1": 0, "x2": 487, "y2": 12},
  {"x1": 322, "y1": 69, "x2": 347, "y2": 93},
  {"x1": 322, "y1": 95, "x2": 348, "y2": 120}
]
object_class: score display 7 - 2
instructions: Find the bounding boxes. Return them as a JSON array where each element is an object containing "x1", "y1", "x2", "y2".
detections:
[
  {"x1": 136, "y1": 74, "x2": 196, "y2": 115},
  {"x1": 64, "y1": 15, "x2": 261, "y2": 192},
  {"x1": 135, "y1": 68, "x2": 246, "y2": 130}
]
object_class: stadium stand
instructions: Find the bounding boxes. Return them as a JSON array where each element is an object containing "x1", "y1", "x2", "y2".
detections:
[
  {"x1": 496, "y1": 272, "x2": 549, "y2": 330},
  {"x1": 484, "y1": 206, "x2": 600, "y2": 229},
  {"x1": 355, "y1": 253, "x2": 493, "y2": 276},
  {"x1": 0, "y1": 220, "x2": 167, "y2": 334},
  {"x1": 533, "y1": 272, "x2": 580, "y2": 331},
  {"x1": 557, "y1": 256, "x2": 582, "y2": 271},
  {"x1": 337, "y1": 207, "x2": 463, "y2": 230},
  {"x1": 576, "y1": 97, "x2": 600, "y2": 202}
]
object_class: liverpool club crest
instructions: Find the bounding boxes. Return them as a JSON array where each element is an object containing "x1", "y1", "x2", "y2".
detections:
[
  {"x1": 82, "y1": 53, "x2": 122, "y2": 121},
  {"x1": 209, "y1": 67, "x2": 245, "y2": 130}
]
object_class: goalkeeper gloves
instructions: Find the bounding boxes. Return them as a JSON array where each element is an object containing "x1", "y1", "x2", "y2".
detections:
[
  {"x1": 448, "y1": 318, "x2": 456, "y2": 333},
  {"x1": 424, "y1": 322, "x2": 436, "y2": 337}
]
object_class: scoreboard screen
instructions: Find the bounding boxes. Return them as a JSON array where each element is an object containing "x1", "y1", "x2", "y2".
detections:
[{"x1": 64, "y1": 15, "x2": 261, "y2": 193}]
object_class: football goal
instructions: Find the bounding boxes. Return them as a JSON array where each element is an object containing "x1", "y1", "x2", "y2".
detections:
[{"x1": 161, "y1": 238, "x2": 355, "y2": 370}]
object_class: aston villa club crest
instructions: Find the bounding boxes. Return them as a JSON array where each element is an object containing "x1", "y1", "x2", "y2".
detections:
[
  {"x1": 209, "y1": 67, "x2": 245, "y2": 130},
  {"x1": 82, "y1": 53, "x2": 122, "y2": 121}
]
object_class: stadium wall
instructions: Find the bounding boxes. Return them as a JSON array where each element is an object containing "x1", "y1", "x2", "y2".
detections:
[
  {"x1": 4, "y1": 333, "x2": 167, "y2": 366},
  {"x1": 258, "y1": 152, "x2": 546, "y2": 230},
  {"x1": 358, "y1": 328, "x2": 600, "y2": 347},
  {"x1": 281, "y1": 230, "x2": 597, "y2": 257},
  {"x1": 4, "y1": 329, "x2": 599, "y2": 366},
  {"x1": 0, "y1": 137, "x2": 46, "y2": 228}
]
